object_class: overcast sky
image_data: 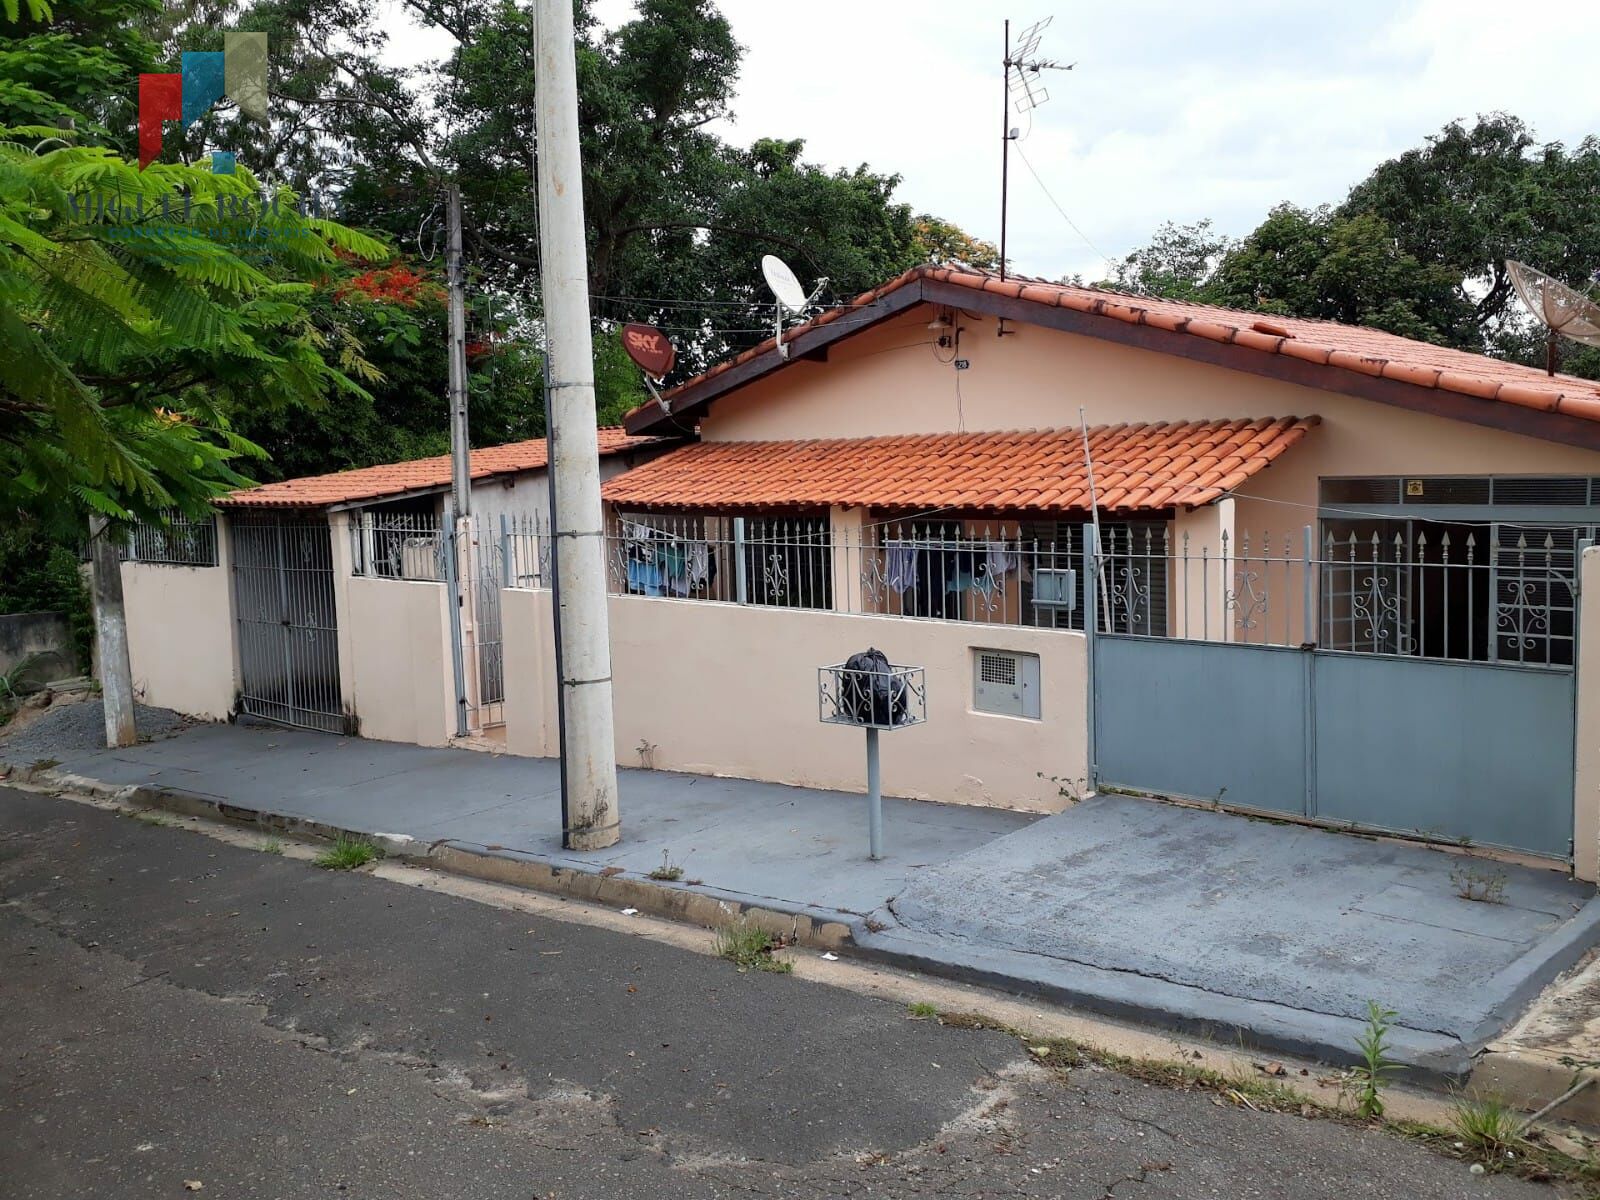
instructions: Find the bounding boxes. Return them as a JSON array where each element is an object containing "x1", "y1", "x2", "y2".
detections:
[{"x1": 382, "y1": 0, "x2": 1600, "y2": 283}]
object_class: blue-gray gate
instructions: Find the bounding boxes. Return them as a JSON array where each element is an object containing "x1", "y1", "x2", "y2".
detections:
[{"x1": 1087, "y1": 525, "x2": 1579, "y2": 861}]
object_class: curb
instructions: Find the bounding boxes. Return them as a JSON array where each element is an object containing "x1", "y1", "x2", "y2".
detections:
[{"x1": 5, "y1": 762, "x2": 856, "y2": 953}]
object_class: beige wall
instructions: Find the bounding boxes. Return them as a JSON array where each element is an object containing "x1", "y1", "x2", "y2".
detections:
[
  {"x1": 344, "y1": 576, "x2": 454, "y2": 746},
  {"x1": 703, "y1": 303, "x2": 1600, "y2": 497},
  {"x1": 1575, "y1": 546, "x2": 1600, "y2": 883},
  {"x1": 503, "y1": 588, "x2": 1088, "y2": 812},
  {"x1": 121, "y1": 559, "x2": 236, "y2": 720}
]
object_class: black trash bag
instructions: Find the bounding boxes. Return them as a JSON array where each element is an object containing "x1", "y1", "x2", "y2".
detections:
[{"x1": 840, "y1": 647, "x2": 906, "y2": 726}]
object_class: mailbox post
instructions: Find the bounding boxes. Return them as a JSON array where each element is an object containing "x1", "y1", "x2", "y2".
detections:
[{"x1": 818, "y1": 655, "x2": 926, "y2": 860}]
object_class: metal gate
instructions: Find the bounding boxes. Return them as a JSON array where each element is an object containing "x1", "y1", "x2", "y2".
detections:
[
  {"x1": 1087, "y1": 525, "x2": 1579, "y2": 860},
  {"x1": 231, "y1": 512, "x2": 347, "y2": 733}
]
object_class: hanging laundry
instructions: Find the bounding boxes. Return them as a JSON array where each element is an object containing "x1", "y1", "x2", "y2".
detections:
[{"x1": 884, "y1": 540, "x2": 919, "y2": 594}]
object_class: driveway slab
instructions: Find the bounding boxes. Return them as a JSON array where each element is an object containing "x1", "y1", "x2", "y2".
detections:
[{"x1": 874, "y1": 795, "x2": 1600, "y2": 1073}]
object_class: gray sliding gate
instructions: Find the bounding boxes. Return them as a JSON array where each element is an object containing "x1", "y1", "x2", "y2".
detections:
[
  {"x1": 231, "y1": 512, "x2": 348, "y2": 733},
  {"x1": 1086, "y1": 524, "x2": 1580, "y2": 861}
]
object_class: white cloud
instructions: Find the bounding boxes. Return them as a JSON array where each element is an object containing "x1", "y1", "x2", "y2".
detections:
[{"x1": 382, "y1": 0, "x2": 1600, "y2": 283}]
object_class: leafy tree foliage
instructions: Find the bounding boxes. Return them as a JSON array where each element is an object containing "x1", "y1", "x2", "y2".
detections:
[
  {"x1": 1111, "y1": 115, "x2": 1600, "y2": 380},
  {"x1": 0, "y1": 0, "x2": 388, "y2": 533}
]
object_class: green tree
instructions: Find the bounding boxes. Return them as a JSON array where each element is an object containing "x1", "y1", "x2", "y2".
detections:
[
  {"x1": 1112, "y1": 115, "x2": 1600, "y2": 380},
  {"x1": 1106, "y1": 219, "x2": 1232, "y2": 300},
  {"x1": 0, "y1": 2, "x2": 389, "y2": 530}
]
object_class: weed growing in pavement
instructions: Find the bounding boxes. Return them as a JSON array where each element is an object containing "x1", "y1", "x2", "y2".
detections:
[
  {"x1": 713, "y1": 920, "x2": 793, "y2": 973},
  {"x1": 907, "y1": 1001, "x2": 939, "y2": 1019},
  {"x1": 935, "y1": 1007, "x2": 1600, "y2": 1189},
  {"x1": 314, "y1": 834, "x2": 382, "y2": 870},
  {"x1": 1450, "y1": 862, "x2": 1508, "y2": 905},
  {"x1": 135, "y1": 811, "x2": 172, "y2": 827},
  {"x1": 647, "y1": 850, "x2": 683, "y2": 882},
  {"x1": 1035, "y1": 772, "x2": 1087, "y2": 804},
  {"x1": 1449, "y1": 1092, "x2": 1521, "y2": 1162},
  {"x1": 1348, "y1": 1000, "x2": 1402, "y2": 1118},
  {"x1": 259, "y1": 837, "x2": 285, "y2": 855},
  {"x1": 30, "y1": 757, "x2": 60, "y2": 771}
]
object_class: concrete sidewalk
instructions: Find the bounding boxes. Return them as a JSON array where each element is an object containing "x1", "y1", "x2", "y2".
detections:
[{"x1": 5, "y1": 706, "x2": 1598, "y2": 1084}]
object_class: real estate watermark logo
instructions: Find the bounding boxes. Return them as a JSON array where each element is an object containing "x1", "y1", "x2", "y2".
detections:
[{"x1": 139, "y1": 32, "x2": 267, "y2": 172}]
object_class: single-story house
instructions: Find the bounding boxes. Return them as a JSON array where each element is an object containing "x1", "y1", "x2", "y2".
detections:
[{"x1": 606, "y1": 265, "x2": 1600, "y2": 664}]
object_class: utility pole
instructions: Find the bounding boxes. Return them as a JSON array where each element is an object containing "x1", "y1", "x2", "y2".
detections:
[
  {"x1": 445, "y1": 183, "x2": 478, "y2": 738},
  {"x1": 534, "y1": 0, "x2": 621, "y2": 850},
  {"x1": 87, "y1": 516, "x2": 135, "y2": 748},
  {"x1": 446, "y1": 183, "x2": 471, "y2": 518}
]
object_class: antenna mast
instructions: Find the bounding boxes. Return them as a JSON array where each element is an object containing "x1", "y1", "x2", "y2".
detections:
[{"x1": 1000, "y1": 16, "x2": 1072, "y2": 282}]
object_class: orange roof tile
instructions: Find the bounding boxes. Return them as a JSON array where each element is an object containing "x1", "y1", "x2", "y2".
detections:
[
  {"x1": 624, "y1": 266, "x2": 1600, "y2": 436},
  {"x1": 222, "y1": 428, "x2": 672, "y2": 509},
  {"x1": 601, "y1": 418, "x2": 1318, "y2": 513}
]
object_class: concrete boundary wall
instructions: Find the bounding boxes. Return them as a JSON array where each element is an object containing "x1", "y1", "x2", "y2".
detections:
[
  {"x1": 344, "y1": 576, "x2": 454, "y2": 747},
  {"x1": 502, "y1": 589, "x2": 1089, "y2": 812},
  {"x1": 120, "y1": 559, "x2": 236, "y2": 720},
  {"x1": 1574, "y1": 546, "x2": 1600, "y2": 883}
]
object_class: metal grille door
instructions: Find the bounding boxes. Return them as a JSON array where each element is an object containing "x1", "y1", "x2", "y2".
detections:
[{"x1": 232, "y1": 513, "x2": 347, "y2": 733}]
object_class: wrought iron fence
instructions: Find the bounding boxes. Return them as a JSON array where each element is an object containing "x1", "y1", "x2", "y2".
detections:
[
  {"x1": 123, "y1": 512, "x2": 218, "y2": 566},
  {"x1": 1122, "y1": 523, "x2": 1587, "y2": 669},
  {"x1": 349, "y1": 511, "x2": 447, "y2": 580}
]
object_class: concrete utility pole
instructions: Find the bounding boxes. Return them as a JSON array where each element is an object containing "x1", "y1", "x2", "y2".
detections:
[
  {"x1": 534, "y1": 0, "x2": 621, "y2": 850},
  {"x1": 87, "y1": 516, "x2": 135, "y2": 748},
  {"x1": 446, "y1": 182, "x2": 471, "y2": 519}
]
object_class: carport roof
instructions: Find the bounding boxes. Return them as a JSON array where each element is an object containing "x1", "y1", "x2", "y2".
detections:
[
  {"x1": 600, "y1": 416, "x2": 1318, "y2": 513},
  {"x1": 221, "y1": 428, "x2": 672, "y2": 509}
]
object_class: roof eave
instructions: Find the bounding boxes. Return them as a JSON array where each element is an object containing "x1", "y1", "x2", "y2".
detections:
[
  {"x1": 626, "y1": 272, "x2": 1600, "y2": 451},
  {"x1": 622, "y1": 277, "x2": 929, "y2": 435}
]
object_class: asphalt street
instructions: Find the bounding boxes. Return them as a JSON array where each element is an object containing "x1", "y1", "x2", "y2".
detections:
[{"x1": 0, "y1": 786, "x2": 1554, "y2": 1199}]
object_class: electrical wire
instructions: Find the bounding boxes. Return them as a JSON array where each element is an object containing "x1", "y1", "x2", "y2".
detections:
[{"x1": 1011, "y1": 142, "x2": 1116, "y2": 275}]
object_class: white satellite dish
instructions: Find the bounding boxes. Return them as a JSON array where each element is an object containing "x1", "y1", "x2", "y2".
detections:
[
  {"x1": 762, "y1": 254, "x2": 808, "y2": 310},
  {"x1": 760, "y1": 253, "x2": 829, "y2": 359},
  {"x1": 1508, "y1": 259, "x2": 1600, "y2": 375}
]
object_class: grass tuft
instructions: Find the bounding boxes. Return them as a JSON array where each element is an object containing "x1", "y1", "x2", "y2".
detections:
[
  {"x1": 259, "y1": 837, "x2": 284, "y2": 855},
  {"x1": 907, "y1": 1001, "x2": 939, "y2": 1019},
  {"x1": 314, "y1": 834, "x2": 381, "y2": 870},
  {"x1": 713, "y1": 920, "x2": 792, "y2": 973},
  {"x1": 646, "y1": 850, "x2": 684, "y2": 881},
  {"x1": 1449, "y1": 1092, "x2": 1521, "y2": 1162}
]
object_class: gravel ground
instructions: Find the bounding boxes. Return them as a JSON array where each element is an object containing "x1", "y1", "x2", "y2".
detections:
[{"x1": 0, "y1": 698, "x2": 191, "y2": 763}]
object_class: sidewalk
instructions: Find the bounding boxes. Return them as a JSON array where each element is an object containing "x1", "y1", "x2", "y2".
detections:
[{"x1": 6, "y1": 704, "x2": 1599, "y2": 1086}]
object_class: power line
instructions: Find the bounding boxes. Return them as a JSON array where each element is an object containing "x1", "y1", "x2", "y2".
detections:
[{"x1": 1011, "y1": 142, "x2": 1116, "y2": 275}]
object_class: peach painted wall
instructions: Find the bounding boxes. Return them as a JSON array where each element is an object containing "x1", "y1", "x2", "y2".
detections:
[
  {"x1": 702, "y1": 303, "x2": 1600, "y2": 502},
  {"x1": 121, "y1": 559, "x2": 236, "y2": 721},
  {"x1": 502, "y1": 588, "x2": 1089, "y2": 812},
  {"x1": 344, "y1": 576, "x2": 454, "y2": 746}
]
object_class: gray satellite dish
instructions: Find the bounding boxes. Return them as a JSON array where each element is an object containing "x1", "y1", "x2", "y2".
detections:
[
  {"x1": 1508, "y1": 259, "x2": 1600, "y2": 375},
  {"x1": 761, "y1": 253, "x2": 828, "y2": 359}
]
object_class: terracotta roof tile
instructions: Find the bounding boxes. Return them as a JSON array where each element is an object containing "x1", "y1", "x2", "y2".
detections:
[
  {"x1": 222, "y1": 428, "x2": 671, "y2": 509},
  {"x1": 629, "y1": 266, "x2": 1600, "y2": 433},
  {"x1": 601, "y1": 418, "x2": 1318, "y2": 514}
]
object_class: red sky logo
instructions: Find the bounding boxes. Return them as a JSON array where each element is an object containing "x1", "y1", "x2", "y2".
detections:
[{"x1": 139, "y1": 32, "x2": 267, "y2": 172}]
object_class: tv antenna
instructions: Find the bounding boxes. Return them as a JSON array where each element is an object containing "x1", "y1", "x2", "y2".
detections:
[
  {"x1": 1508, "y1": 260, "x2": 1600, "y2": 376},
  {"x1": 620, "y1": 322, "x2": 677, "y2": 414},
  {"x1": 1000, "y1": 17, "x2": 1073, "y2": 282},
  {"x1": 761, "y1": 253, "x2": 828, "y2": 359}
]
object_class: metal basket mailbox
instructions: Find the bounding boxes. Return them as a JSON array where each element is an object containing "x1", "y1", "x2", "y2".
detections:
[
  {"x1": 818, "y1": 656, "x2": 926, "y2": 861},
  {"x1": 817, "y1": 662, "x2": 926, "y2": 730}
]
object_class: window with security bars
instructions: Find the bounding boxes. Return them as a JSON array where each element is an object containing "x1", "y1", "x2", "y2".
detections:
[
  {"x1": 1318, "y1": 518, "x2": 1590, "y2": 666},
  {"x1": 1020, "y1": 521, "x2": 1169, "y2": 634},
  {"x1": 610, "y1": 510, "x2": 832, "y2": 610}
]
